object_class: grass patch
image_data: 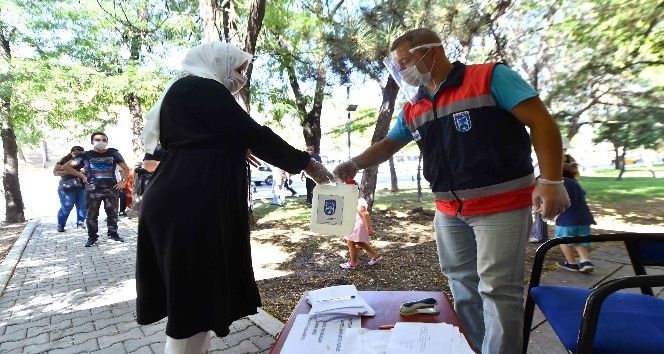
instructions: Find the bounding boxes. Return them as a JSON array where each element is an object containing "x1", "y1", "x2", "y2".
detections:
[
  {"x1": 252, "y1": 177, "x2": 663, "y2": 222},
  {"x1": 372, "y1": 189, "x2": 435, "y2": 213},
  {"x1": 587, "y1": 164, "x2": 663, "y2": 178},
  {"x1": 579, "y1": 176, "x2": 664, "y2": 204},
  {"x1": 252, "y1": 197, "x2": 310, "y2": 225}
]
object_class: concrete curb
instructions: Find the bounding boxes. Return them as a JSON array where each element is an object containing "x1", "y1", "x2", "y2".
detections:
[
  {"x1": 0, "y1": 219, "x2": 39, "y2": 296},
  {"x1": 249, "y1": 307, "x2": 285, "y2": 338}
]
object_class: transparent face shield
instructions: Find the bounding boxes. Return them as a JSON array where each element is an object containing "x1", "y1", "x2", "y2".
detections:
[{"x1": 383, "y1": 43, "x2": 443, "y2": 104}]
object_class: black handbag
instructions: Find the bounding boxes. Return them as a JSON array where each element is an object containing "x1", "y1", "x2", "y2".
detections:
[{"x1": 60, "y1": 176, "x2": 84, "y2": 191}]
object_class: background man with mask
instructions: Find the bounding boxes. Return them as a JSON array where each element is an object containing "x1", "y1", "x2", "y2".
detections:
[
  {"x1": 334, "y1": 28, "x2": 570, "y2": 354},
  {"x1": 64, "y1": 132, "x2": 131, "y2": 247}
]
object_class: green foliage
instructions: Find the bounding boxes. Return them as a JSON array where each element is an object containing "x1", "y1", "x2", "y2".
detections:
[
  {"x1": 543, "y1": 0, "x2": 663, "y2": 133},
  {"x1": 593, "y1": 105, "x2": 664, "y2": 152},
  {"x1": 1, "y1": 0, "x2": 196, "y2": 145},
  {"x1": 328, "y1": 108, "x2": 380, "y2": 137},
  {"x1": 1, "y1": 58, "x2": 120, "y2": 144}
]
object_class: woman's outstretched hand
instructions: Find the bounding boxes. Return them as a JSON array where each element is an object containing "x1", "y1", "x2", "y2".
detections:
[{"x1": 304, "y1": 159, "x2": 334, "y2": 185}]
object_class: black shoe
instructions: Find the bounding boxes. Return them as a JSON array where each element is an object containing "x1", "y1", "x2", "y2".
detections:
[
  {"x1": 558, "y1": 261, "x2": 580, "y2": 272},
  {"x1": 108, "y1": 235, "x2": 125, "y2": 242},
  {"x1": 84, "y1": 238, "x2": 97, "y2": 247},
  {"x1": 57, "y1": 225, "x2": 65, "y2": 232},
  {"x1": 76, "y1": 223, "x2": 86, "y2": 229},
  {"x1": 118, "y1": 211, "x2": 127, "y2": 217}
]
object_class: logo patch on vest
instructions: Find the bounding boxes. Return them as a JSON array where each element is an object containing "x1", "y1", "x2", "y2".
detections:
[
  {"x1": 453, "y1": 111, "x2": 472, "y2": 132},
  {"x1": 412, "y1": 130, "x2": 422, "y2": 141}
]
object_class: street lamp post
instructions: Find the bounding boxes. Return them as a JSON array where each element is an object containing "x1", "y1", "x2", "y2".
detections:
[
  {"x1": 346, "y1": 84, "x2": 358, "y2": 161},
  {"x1": 346, "y1": 103, "x2": 358, "y2": 160}
]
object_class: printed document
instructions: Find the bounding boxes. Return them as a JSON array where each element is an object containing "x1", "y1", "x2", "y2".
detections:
[
  {"x1": 385, "y1": 322, "x2": 474, "y2": 354},
  {"x1": 281, "y1": 314, "x2": 361, "y2": 354}
]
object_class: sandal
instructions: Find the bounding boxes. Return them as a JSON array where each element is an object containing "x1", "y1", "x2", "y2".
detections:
[
  {"x1": 368, "y1": 255, "x2": 382, "y2": 266},
  {"x1": 339, "y1": 261, "x2": 356, "y2": 270}
]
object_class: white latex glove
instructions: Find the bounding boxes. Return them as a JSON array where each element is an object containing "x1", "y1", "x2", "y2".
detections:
[
  {"x1": 532, "y1": 181, "x2": 571, "y2": 220},
  {"x1": 303, "y1": 159, "x2": 334, "y2": 185},
  {"x1": 333, "y1": 160, "x2": 359, "y2": 181}
]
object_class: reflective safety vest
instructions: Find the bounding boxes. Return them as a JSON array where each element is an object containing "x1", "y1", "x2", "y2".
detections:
[{"x1": 403, "y1": 62, "x2": 535, "y2": 216}]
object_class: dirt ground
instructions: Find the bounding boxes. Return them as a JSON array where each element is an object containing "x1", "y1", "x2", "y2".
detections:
[
  {"x1": 0, "y1": 222, "x2": 27, "y2": 264},
  {"x1": 254, "y1": 204, "x2": 572, "y2": 323}
]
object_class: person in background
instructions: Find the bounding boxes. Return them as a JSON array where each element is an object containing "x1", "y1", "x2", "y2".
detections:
[
  {"x1": 555, "y1": 161, "x2": 595, "y2": 273},
  {"x1": 284, "y1": 173, "x2": 297, "y2": 196},
  {"x1": 339, "y1": 180, "x2": 381, "y2": 270},
  {"x1": 333, "y1": 28, "x2": 570, "y2": 353},
  {"x1": 63, "y1": 132, "x2": 131, "y2": 247},
  {"x1": 301, "y1": 145, "x2": 322, "y2": 207},
  {"x1": 134, "y1": 144, "x2": 167, "y2": 200},
  {"x1": 117, "y1": 166, "x2": 132, "y2": 217},
  {"x1": 53, "y1": 146, "x2": 87, "y2": 232},
  {"x1": 271, "y1": 167, "x2": 287, "y2": 205},
  {"x1": 136, "y1": 41, "x2": 334, "y2": 354}
]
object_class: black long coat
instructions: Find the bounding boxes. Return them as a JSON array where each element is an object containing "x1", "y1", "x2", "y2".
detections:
[{"x1": 136, "y1": 76, "x2": 310, "y2": 339}]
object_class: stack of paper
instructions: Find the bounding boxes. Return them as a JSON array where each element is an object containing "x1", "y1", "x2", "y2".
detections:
[{"x1": 306, "y1": 285, "x2": 375, "y2": 320}]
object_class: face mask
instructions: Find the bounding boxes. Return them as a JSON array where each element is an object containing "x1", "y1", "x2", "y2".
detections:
[
  {"x1": 227, "y1": 71, "x2": 247, "y2": 95},
  {"x1": 399, "y1": 48, "x2": 434, "y2": 87},
  {"x1": 94, "y1": 142, "x2": 107, "y2": 150}
]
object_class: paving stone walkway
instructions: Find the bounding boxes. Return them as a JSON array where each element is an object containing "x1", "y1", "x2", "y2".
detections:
[
  {"x1": 1, "y1": 218, "x2": 661, "y2": 353},
  {"x1": 0, "y1": 219, "x2": 281, "y2": 354}
]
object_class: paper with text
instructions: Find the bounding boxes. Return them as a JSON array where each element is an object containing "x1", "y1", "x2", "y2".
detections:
[
  {"x1": 281, "y1": 314, "x2": 361, "y2": 354},
  {"x1": 385, "y1": 322, "x2": 474, "y2": 354}
]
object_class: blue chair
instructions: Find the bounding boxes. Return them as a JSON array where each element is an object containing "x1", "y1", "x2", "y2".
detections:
[{"x1": 522, "y1": 233, "x2": 664, "y2": 354}]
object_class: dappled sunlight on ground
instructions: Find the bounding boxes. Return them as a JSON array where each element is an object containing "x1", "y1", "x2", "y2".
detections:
[
  {"x1": 589, "y1": 198, "x2": 664, "y2": 232},
  {"x1": 0, "y1": 222, "x2": 139, "y2": 330},
  {"x1": 73, "y1": 279, "x2": 136, "y2": 311}
]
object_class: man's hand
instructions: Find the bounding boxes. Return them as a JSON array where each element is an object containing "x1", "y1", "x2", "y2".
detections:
[
  {"x1": 246, "y1": 149, "x2": 261, "y2": 168},
  {"x1": 333, "y1": 160, "x2": 359, "y2": 181},
  {"x1": 114, "y1": 180, "x2": 127, "y2": 190},
  {"x1": 79, "y1": 173, "x2": 88, "y2": 184},
  {"x1": 532, "y1": 183, "x2": 570, "y2": 219},
  {"x1": 303, "y1": 159, "x2": 334, "y2": 185}
]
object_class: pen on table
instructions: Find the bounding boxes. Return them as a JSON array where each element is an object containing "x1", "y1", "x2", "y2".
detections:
[
  {"x1": 378, "y1": 324, "x2": 394, "y2": 330},
  {"x1": 318, "y1": 295, "x2": 356, "y2": 302}
]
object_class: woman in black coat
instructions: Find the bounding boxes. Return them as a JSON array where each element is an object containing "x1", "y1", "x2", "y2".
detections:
[{"x1": 137, "y1": 41, "x2": 333, "y2": 353}]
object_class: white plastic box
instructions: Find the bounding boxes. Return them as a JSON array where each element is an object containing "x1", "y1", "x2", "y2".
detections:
[{"x1": 310, "y1": 183, "x2": 359, "y2": 236}]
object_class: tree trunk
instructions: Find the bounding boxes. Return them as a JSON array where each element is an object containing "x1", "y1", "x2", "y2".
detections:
[
  {"x1": 199, "y1": 0, "x2": 219, "y2": 42},
  {"x1": 1, "y1": 123, "x2": 26, "y2": 223},
  {"x1": 361, "y1": 76, "x2": 400, "y2": 211},
  {"x1": 613, "y1": 146, "x2": 620, "y2": 169},
  {"x1": 17, "y1": 146, "x2": 26, "y2": 163},
  {"x1": 221, "y1": 0, "x2": 233, "y2": 43},
  {"x1": 127, "y1": 92, "x2": 143, "y2": 164},
  {"x1": 127, "y1": 30, "x2": 143, "y2": 164},
  {"x1": 617, "y1": 148, "x2": 627, "y2": 180},
  {"x1": 0, "y1": 23, "x2": 25, "y2": 223},
  {"x1": 389, "y1": 156, "x2": 398, "y2": 192},
  {"x1": 417, "y1": 153, "x2": 422, "y2": 202},
  {"x1": 287, "y1": 57, "x2": 326, "y2": 153},
  {"x1": 41, "y1": 140, "x2": 49, "y2": 168},
  {"x1": 237, "y1": 0, "x2": 266, "y2": 112}
]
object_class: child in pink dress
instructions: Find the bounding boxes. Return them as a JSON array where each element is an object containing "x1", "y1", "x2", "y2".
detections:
[{"x1": 339, "y1": 180, "x2": 381, "y2": 270}]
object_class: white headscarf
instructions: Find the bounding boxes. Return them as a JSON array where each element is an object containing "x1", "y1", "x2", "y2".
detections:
[{"x1": 142, "y1": 41, "x2": 253, "y2": 153}]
